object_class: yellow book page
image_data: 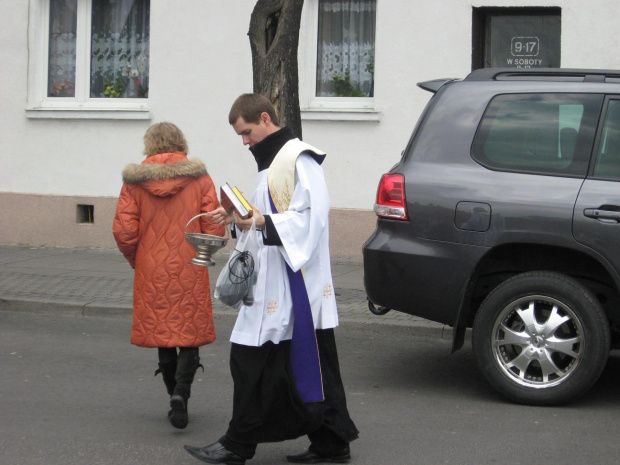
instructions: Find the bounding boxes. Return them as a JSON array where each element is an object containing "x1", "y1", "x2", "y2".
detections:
[{"x1": 232, "y1": 186, "x2": 252, "y2": 211}]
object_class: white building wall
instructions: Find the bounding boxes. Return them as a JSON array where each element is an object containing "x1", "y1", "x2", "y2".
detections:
[
  {"x1": 2, "y1": 1, "x2": 257, "y2": 198},
  {"x1": 1, "y1": 0, "x2": 619, "y2": 258}
]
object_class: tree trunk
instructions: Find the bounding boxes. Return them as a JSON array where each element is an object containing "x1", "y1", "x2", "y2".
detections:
[{"x1": 249, "y1": 0, "x2": 304, "y2": 140}]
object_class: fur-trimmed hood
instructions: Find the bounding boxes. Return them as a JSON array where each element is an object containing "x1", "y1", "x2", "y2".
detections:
[{"x1": 122, "y1": 152, "x2": 208, "y2": 197}]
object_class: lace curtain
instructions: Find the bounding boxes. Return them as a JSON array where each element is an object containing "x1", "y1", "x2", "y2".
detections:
[
  {"x1": 316, "y1": 0, "x2": 376, "y2": 97},
  {"x1": 48, "y1": 0, "x2": 77, "y2": 97},
  {"x1": 47, "y1": 0, "x2": 149, "y2": 98},
  {"x1": 91, "y1": 0, "x2": 150, "y2": 98}
]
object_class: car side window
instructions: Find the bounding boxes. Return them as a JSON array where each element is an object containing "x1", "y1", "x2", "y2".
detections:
[
  {"x1": 472, "y1": 94, "x2": 603, "y2": 177},
  {"x1": 592, "y1": 99, "x2": 620, "y2": 180}
]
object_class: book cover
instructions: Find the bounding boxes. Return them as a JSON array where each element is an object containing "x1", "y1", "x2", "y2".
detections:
[{"x1": 220, "y1": 183, "x2": 253, "y2": 219}]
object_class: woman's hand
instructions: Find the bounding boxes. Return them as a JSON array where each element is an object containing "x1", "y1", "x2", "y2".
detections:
[
  {"x1": 208, "y1": 206, "x2": 234, "y2": 226},
  {"x1": 209, "y1": 204, "x2": 265, "y2": 230}
]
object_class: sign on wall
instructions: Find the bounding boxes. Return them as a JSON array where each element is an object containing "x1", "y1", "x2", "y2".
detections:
[{"x1": 485, "y1": 14, "x2": 561, "y2": 68}]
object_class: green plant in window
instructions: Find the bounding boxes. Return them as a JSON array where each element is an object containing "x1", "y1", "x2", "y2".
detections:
[
  {"x1": 104, "y1": 77, "x2": 126, "y2": 98},
  {"x1": 333, "y1": 72, "x2": 365, "y2": 97},
  {"x1": 365, "y1": 52, "x2": 375, "y2": 76},
  {"x1": 137, "y1": 83, "x2": 149, "y2": 98}
]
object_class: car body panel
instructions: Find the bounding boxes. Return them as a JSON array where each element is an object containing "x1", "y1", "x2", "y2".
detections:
[
  {"x1": 574, "y1": 180, "x2": 620, "y2": 279},
  {"x1": 363, "y1": 221, "x2": 487, "y2": 325},
  {"x1": 364, "y1": 70, "x2": 620, "y2": 332},
  {"x1": 573, "y1": 96, "x2": 620, "y2": 281}
]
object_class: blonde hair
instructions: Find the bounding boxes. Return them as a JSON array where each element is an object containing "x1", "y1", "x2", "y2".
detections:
[{"x1": 143, "y1": 122, "x2": 188, "y2": 156}]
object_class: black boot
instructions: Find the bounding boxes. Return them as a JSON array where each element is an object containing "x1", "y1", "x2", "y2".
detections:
[
  {"x1": 155, "y1": 348, "x2": 178, "y2": 420},
  {"x1": 155, "y1": 362, "x2": 177, "y2": 396},
  {"x1": 169, "y1": 347, "x2": 203, "y2": 429},
  {"x1": 155, "y1": 348, "x2": 178, "y2": 396}
]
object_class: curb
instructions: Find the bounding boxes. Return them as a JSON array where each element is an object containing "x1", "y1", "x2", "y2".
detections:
[
  {"x1": 0, "y1": 296, "x2": 450, "y2": 340},
  {"x1": 0, "y1": 298, "x2": 133, "y2": 317}
]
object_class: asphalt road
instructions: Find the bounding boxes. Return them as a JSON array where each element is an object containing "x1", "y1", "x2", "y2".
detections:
[{"x1": 2, "y1": 310, "x2": 620, "y2": 465}]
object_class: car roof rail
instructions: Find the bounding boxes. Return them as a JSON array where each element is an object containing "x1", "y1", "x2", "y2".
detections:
[
  {"x1": 417, "y1": 78, "x2": 460, "y2": 93},
  {"x1": 464, "y1": 68, "x2": 620, "y2": 82}
]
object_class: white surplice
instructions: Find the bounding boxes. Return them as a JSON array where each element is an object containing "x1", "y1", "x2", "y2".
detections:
[{"x1": 229, "y1": 152, "x2": 339, "y2": 347}]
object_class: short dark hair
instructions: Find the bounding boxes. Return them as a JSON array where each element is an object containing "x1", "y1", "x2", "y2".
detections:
[{"x1": 228, "y1": 93, "x2": 280, "y2": 126}]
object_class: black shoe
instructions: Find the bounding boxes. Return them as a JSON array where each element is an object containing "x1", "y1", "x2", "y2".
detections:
[
  {"x1": 184, "y1": 442, "x2": 246, "y2": 465},
  {"x1": 169, "y1": 394, "x2": 188, "y2": 429},
  {"x1": 286, "y1": 446, "x2": 351, "y2": 464}
]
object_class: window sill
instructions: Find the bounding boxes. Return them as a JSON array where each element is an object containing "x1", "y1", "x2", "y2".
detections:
[
  {"x1": 301, "y1": 108, "x2": 382, "y2": 122},
  {"x1": 25, "y1": 106, "x2": 151, "y2": 120}
]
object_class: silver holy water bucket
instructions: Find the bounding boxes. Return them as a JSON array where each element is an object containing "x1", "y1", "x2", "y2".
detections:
[{"x1": 185, "y1": 213, "x2": 228, "y2": 266}]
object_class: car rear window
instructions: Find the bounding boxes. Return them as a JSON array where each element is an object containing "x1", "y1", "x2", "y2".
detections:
[{"x1": 472, "y1": 93, "x2": 603, "y2": 177}]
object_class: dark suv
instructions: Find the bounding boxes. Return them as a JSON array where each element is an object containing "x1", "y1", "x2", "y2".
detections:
[{"x1": 363, "y1": 68, "x2": 620, "y2": 406}]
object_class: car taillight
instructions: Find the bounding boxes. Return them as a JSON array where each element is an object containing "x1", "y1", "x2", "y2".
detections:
[{"x1": 373, "y1": 173, "x2": 408, "y2": 220}]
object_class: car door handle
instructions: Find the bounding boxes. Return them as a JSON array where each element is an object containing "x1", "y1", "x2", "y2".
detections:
[{"x1": 583, "y1": 208, "x2": 620, "y2": 222}]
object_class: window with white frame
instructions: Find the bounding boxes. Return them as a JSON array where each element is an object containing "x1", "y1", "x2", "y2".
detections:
[
  {"x1": 29, "y1": 0, "x2": 150, "y2": 118},
  {"x1": 303, "y1": 0, "x2": 377, "y2": 116}
]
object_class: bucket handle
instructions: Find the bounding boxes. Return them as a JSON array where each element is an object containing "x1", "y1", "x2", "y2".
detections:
[
  {"x1": 185, "y1": 212, "x2": 229, "y2": 238},
  {"x1": 185, "y1": 213, "x2": 212, "y2": 234}
]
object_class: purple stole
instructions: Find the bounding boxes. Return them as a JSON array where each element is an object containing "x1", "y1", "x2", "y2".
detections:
[{"x1": 267, "y1": 169, "x2": 324, "y2": 404}]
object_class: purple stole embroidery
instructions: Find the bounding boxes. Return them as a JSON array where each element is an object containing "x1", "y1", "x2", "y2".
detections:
[{"x1": 268, "y1": 192, "x2": 324, "y2": 403}]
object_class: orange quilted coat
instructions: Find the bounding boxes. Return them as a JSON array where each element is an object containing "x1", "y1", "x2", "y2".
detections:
[{"x1": 112, "y1": 152, "x2": 225, "y2": 348}]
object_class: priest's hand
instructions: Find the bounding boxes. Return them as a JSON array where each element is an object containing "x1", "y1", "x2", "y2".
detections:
[{"x1": 234, "y1": 204, "x2": 265, "y2": 230}]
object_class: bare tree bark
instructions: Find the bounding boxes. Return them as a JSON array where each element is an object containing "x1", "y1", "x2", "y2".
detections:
[{"x1": 249, "y1": 0, "x2": 304, "y2": 140}]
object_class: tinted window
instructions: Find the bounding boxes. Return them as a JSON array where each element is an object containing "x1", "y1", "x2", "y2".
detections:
[
  {"x1": 472, "y1": 94, "x2": 602, "y2": 176},
  {"x1": 592, "y1": 99, "x2": 620, "y2": 180},
  {"x1": 472, "y1": 7, "x2": 560, "y2": 70}
]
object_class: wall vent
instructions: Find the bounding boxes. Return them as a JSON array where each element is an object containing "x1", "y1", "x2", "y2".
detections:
[{"x1": 77, "y1": 204, "x2": 94, "y2": 224}]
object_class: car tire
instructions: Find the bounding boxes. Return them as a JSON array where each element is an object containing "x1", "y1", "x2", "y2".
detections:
[{"x1": 472, "y1": 271, "x2": 610, "y2": 406}]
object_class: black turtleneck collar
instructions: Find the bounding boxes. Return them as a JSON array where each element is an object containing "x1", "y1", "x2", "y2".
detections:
[{"x1": 249, "y1": 127, "x2": 296, "y2": 171}]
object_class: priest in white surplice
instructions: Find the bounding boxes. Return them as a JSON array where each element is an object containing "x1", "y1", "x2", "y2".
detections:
[{"x1": 184, "y1": 94, "x2": 358, "y2": 465}]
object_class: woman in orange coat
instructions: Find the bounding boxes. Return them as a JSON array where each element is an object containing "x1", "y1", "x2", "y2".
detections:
[{"x1": 113, "y1": 122, "x2": 225, "y2": 429}]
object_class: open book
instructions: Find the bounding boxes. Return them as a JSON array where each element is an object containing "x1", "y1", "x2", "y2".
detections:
[{"x1": 220, "y1": 183, "x2": 253, "y2": 219}]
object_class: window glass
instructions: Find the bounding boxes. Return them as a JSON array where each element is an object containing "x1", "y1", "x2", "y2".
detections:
[
  {"x1": 316, "y1": 0, "x2": 375, "y2": 97},
  {"x1": 90, "y1": 0, "x2": 150, "y2": 98},
  {"x1": 593, "y1": 100, "x2": 620, "y2": 180},
  {"x1": 48, "y1": 0, "x2": 77, "y2": 97},
  {"x1": 472, "y1": 8, "x2": 560, "y2": 70},
  {"x1": 46, "y1": 0, "x2": 149, "y2": 101},
  {"x1": 472, "y1": 94, "x2": 603, "y2": 177}
]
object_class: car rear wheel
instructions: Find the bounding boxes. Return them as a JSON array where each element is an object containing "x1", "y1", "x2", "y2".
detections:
[{"x1": 472, "y1": 271, "x2": 609, "y2": 406}]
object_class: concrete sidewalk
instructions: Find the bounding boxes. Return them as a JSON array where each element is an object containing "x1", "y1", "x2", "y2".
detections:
[{"x1": 0, "y1": 245, "x2": 447, "y2": 336}]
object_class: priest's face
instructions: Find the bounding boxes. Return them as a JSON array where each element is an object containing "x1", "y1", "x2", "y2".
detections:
[{"x1": 232, "y1": 113, "x2": 277, "y2": 148}]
